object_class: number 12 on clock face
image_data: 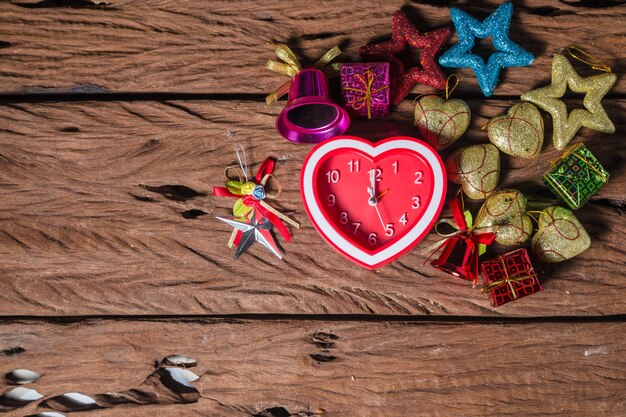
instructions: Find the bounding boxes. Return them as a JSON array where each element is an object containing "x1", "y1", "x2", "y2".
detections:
[{"x1": 318, "y1": 152, "x2": 433, "y2": 251}]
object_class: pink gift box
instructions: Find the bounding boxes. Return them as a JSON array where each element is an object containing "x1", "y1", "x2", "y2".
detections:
[{"x1": 340, "y1": 62, "x2": 391, "y2": 119}]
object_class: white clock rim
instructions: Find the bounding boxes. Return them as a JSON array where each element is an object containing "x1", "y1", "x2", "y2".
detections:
[{"x1": 302, "y1": 137, "x2": 445, "y2": 267}]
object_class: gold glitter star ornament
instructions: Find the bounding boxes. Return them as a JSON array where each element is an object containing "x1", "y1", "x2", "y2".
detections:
[{"x1": 521, "y1": 53, "x2": 616, "y2": 150}]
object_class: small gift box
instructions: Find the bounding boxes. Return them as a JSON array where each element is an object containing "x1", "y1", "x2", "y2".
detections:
[
  {"x1": 480, "y1": 248, "x2": 542, "y2": 307},
  {"x1": 543, "y1": 143, "x2": 609, "y2": 210},
  {"x1": 340, "y1": 62, "x2": 390, "y2": 119}
]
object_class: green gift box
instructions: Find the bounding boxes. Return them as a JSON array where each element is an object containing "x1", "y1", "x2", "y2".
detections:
[{"x1": 543, "y1": 143, "x2": 609, "y2": 210}]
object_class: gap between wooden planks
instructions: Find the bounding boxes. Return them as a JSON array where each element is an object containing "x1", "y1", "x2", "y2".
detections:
[
  {"x1": 0, "y1": 319, "x2": 625, "y2": 417},
  {"x1": 0, "y1": 0, "x2": 625, "y2": 96},
  {"x1": 0, "y1": 100, "x2": 623, "y2": 317}
]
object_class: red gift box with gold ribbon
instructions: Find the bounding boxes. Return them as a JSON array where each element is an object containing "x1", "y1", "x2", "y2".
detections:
[{"x1": 480, "y1": 248, "x2": 542, "y2": 307}]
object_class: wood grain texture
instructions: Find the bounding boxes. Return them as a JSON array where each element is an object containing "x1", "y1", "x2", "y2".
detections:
[
  {"x1": 0, "y1": 100, "x2": 623, "y2": 316},
  {"x1": 2, "y1": 3, "x2": 624, "y2": 417},
  {"x1": 0, "y1": 319, "x2": 625, "y2": 416},
  {"x1": 0, "y1": 0, "x2": 625, "y2": 95}
]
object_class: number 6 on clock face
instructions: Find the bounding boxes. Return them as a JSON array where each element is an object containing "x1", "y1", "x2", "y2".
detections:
[{"x1": 301, "y1": 136, "x2": 447, "y2": 270}]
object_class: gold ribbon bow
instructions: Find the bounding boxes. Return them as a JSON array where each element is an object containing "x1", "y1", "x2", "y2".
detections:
[
  {"x1": 343, "y1": 70, "x2": 389, "y2": 119},
  {"x1": 265, "y1": 43, "x2": 342, "y2": 105},
  {"x1": 421, "y1": 209, "x2": 496, "y2": 258},
  {"x1": 480, "y1": 256, "x2": 536, "y2": 299}
]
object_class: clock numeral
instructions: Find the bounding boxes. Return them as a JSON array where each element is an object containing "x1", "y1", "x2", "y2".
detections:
[
  {"x1": 352, "y1": 222, "x2": 361, "y2": 235},
  {"x1": 385, "y1": 223, "x2": 395, "y2": 237},
  {"x1": 326, "y1": 169, "x2": 340, "y2": 183},
  {"x1": 399, "y1": 213, "x2": 408, "y2": 225},
  {"x1": 340, "y1": 211, "x2": 349, "y2": 225},
  {"x1": 348, "y1": 159, "x2": 360, "y2": 173},
  {"x1": 414, "y1": 170, "x2": 423, "y2": 184},
  {"x1": 368, "y1": 168, "x2": 382, "y2": 182},
  {"x1": 368, "y1": 233, "x2": 378, "y2": 246},
  {"x1": 412, "y1": 196, "x2": 421, "y2": 209},
  {"x1": 392, "y1": 161, "x2": 399, "y2": 174},
  {"x1": 326, "y1": 194, "x2": 336, "y2": 207}
]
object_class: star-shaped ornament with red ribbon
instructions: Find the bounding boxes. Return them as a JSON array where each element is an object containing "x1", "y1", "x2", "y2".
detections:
[{"x1": 360, "y1": 10, "x2": 451, "y2": 105}]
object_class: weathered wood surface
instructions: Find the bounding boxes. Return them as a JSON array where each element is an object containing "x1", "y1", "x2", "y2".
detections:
[
  {"x1": 1, "y1": 319, "x2": 624, "y2": 416},
  {"x1": 0, "y1": 100, "x2": 623, "y2": 316},
  {"x1": 0, "y1": 0, "x2": 625, "y2": 96},
  {"x1": 1, "y1": 1, "x2": 625, "y2": 416}
]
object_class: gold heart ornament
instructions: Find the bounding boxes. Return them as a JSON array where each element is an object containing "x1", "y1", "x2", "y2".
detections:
[
  {"x1": 445, "y1": 144, "x2": 500, "y2": 200},
  {"x1": 414, "y1": 95, "x2": 471, "y2": 151},
  {"x1": 488, "y1": 102, "x2": 544, "y2": 158},
  {"x1": 474, "y1": 189, "x2": 533, "y2": 245},
  {"x1": 531, "y1": 206, "x2": 591, "y2": 262}
]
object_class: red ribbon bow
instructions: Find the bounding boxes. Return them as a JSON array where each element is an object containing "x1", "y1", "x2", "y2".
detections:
[{"x1": 213, "y1": 159, "x2": 293, "y2": 243}]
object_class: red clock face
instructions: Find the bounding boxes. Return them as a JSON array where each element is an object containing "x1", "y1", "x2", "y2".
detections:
[
  {"x1": 316, "y1": 149, "x2": 434, "y2": 251},
  {"x1": 301, "y1": 136, "x2": 447, "y2": 269}
]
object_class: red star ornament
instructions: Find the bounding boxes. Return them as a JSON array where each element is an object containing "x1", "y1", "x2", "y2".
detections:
[{"x1": 360, "y1": 10, "x2": 451, "y2": 105}]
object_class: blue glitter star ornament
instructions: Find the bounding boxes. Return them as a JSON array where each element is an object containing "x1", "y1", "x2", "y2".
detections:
[{"x1": 438, "y1": 2, "x2": 534, "y2": 97}]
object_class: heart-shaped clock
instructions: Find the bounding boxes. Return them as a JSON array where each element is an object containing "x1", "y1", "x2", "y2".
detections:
[{"x1": 301, "y1": 136, "x2": 447, "y2": 269}]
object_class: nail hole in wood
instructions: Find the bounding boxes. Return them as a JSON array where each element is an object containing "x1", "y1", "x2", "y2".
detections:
[
  {"x1": 140, "y1": 184, "x2": 205, "y2": 201},
  {"x1": 310, "y1": 332, "x2": 338, "y2": 349},
  {"x1": 2, "y1": 347, "x2": 25, "y2": 356},
  {"x1": 130, "y1": 193, "x2": 155, "y2": 202},
  {"x1": 253, "y1": 407, "x2": 292, "y2": 417},
  {"x1": 309, "y1": 353, "x2": 338, "y2": 363},
  {"x1": 182, "y1": 209, "x2": 208, "y2": 219}
]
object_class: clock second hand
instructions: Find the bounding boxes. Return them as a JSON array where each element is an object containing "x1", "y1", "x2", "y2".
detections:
[{"x1": 376, "y1": 188, "x2": 390, "y2": 201}]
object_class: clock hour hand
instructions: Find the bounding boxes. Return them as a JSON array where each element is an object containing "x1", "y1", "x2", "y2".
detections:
[{"x1": 368, "y1": 168, "x2": 377, "y2": 205}]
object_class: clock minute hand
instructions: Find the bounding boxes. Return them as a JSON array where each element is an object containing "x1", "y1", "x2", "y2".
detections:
[
  {"x1": 373, "y1": 203, "x2": 387, "y2": 231},
  {"x1": 366, "y1": 168, "x2": 386, "y2": 230}
]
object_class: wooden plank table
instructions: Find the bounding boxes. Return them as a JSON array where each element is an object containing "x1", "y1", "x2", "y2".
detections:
[{"x1": 0, "y1": 1, "x2": 625, "y2": 416}]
